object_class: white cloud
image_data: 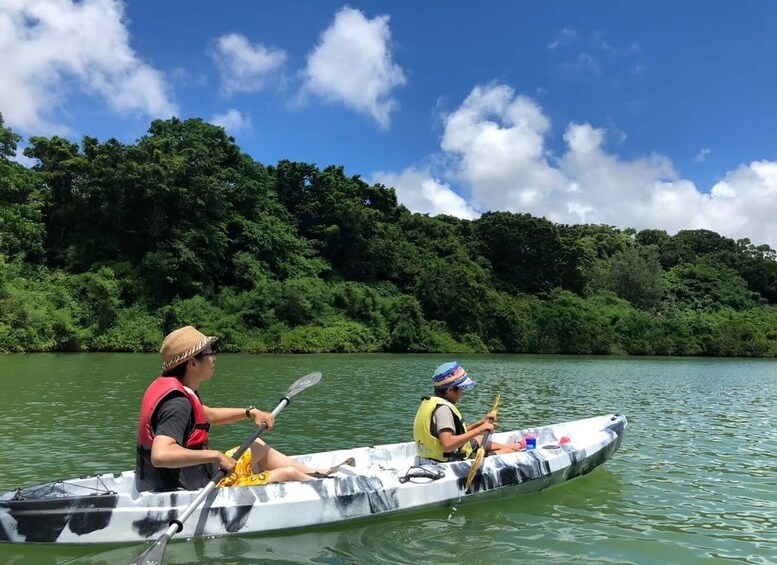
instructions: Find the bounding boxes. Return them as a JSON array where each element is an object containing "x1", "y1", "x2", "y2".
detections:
[
  {"x1": 209, "y1": 108, "x2": 251, "y2": 133},
  {"x1": 301, "y1": 6, "x2": 406, "y2": 129},
  {"x1": 371, "y1": 167, "x2": 478, "y2": 219},
  {"x1": 694, "y1": 147, "x2": 711, "y2": 162},
  {"x1": 440, "y1": 84, "x2": 568, "y2": 217},
  {"x1": 211, "y1": 33, "x2": 287, "y2": 96},
  {"x1": 377, "y1": 83, "x2": 777, "y2": 249},
  {"x1": 706, "y1": 161, "x2": 777, "y2": 247},
  {"x1": 0, "y1": 0, "x2": 176, "y2": 134},
  {"x1": 560, "y1": 52, "x2": 602, "y2": 77}
]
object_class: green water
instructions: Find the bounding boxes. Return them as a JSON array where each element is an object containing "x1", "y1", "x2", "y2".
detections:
[{"x1": 0, "y1": 354, "x2": 775, "y2": 564}]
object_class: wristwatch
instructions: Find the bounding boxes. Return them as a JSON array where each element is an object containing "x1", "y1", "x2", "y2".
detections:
[{"x1": 245, "y1": 406, "x2": 255, "y2": 419}]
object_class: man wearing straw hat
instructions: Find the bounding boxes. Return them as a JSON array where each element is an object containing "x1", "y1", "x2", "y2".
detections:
[
  {"x1": 413, "y1": 362, "x2": 521, "y2": 464},
  {"x1": 135, "y1": 325, "x2": 332, "y2": 492}
]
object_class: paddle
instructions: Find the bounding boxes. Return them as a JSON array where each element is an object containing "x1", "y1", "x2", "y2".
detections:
[
  {"x1": 465, "y1": 393, "x2": 500, "y2": 492},
  {"x1": 131, "y1": 371, "x2": 322, "y2": 565}
]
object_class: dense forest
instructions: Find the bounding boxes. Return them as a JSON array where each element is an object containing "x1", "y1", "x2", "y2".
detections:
[{"x1": 1, "y1": 114, "x2": 776, "y2": 356}]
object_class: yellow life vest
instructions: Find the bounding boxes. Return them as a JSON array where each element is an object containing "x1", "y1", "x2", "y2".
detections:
[{"x1": 413, "y1": 396, "x2": 473, "y2": 462}]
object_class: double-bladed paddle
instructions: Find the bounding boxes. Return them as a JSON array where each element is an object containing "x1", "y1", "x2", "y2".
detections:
[
  {"x1": 131, "y1": 371, "x2": 322, "y2": 565},
  {"x1": 465, "y1": 393, "x2": 500, "y2": 492}
]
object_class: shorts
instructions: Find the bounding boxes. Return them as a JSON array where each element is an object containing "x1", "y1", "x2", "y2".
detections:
[{"x1": 216, "y1": 446, "x2": 271, "y2": 487}]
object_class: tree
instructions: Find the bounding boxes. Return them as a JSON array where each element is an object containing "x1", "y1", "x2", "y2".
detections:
[
  {"x1": 0, "y1": 117, "x2": 46, "y2": 261},
  {"x1": 474, "y1": 212, "x2": 570, "y2": 295},
  {"x1": 665, "y1": 257, "x2": 761, "y2": 311},
  {"x1": 599, "y1": 245, "x2": 665, "y2": 309}
]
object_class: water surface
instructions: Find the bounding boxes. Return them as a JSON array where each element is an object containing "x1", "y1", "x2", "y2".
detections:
[{"x1": 0, "y1": 354, "x2": 775, "y2": 564}]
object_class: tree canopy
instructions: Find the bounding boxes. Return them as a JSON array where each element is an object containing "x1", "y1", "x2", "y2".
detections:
[{"x1": 2, "y1": 114, "x2": 776, "y2": 356}]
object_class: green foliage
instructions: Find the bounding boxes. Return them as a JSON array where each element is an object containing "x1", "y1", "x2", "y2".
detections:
[
  {"x1": 415, "y1": 257, "x2": 492, "y2": 337},
  {"x1": 594, "y1": 245, "x2": 666, "y2": 309},
  {"x1": 665, "y1": 258, "x2": 761, "y2": 311},
  {"x1": 275, "y1": 320, "x2": 382, "y2": 353},
  {"x1": 474, "y1": 212, "x2": 570, "y2": 294},
  {"x1": 534, "y1": 290, "x2": 626, "y2": 354},
  {"x1": 275, "y1": 277, "x2": 332, "y2": 326},
  {"x1": 2, "y1": 115, "x2": 776, "y2": 356},
  {"x1": 91, "y1": 307, "x2": 163, "y2": 352},
  {"x1": 382, "y1": 294, "x2": 427, "y2": 352},
  {"x1": 481, "y1": 291, "x2": 538, "y2": 353},
  {"x1": 0, "y1": 116, "x2": 46, "y2": 261}
]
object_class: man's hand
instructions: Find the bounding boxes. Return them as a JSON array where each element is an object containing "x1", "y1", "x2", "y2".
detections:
[
  {"x1": 478, "y1": 421, "x2": 495, "y2": 434},
  {"x1": 250, "y1": 409, "x2": 275, "y2": 430},
  {"x1": 215, "y1": 452, "x2": 237, "y2": 474}
]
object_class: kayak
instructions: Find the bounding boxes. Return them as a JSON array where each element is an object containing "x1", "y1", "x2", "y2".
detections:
[{"x1": 0, "y1": 413, "x2": 626, "y2": 545}]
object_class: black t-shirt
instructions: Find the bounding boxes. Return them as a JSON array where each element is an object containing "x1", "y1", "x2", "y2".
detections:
[{"x1": 135, "y1": 391, "x2": 216, "y2": 492}]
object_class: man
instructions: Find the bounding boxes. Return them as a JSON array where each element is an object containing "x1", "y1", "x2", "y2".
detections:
[
  {"x1": 413, "y1": 362, "x2": 520, "y2": 463},
  {"x1": 135, "y1": 325, "x2": 330, "y2": 492}
]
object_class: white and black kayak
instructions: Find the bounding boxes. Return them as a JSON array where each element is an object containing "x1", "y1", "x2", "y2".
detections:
[{"x1": 0, "y1": 413, "x2": 627, "y2": 545}]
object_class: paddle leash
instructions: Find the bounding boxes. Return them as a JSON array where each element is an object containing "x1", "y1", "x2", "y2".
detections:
[
  {"x1": 465, "y1": 393, "x2": 500, "y2": 493},
  {"x1": 131, "y1": 371, "x2": 322, "y2": 565}
]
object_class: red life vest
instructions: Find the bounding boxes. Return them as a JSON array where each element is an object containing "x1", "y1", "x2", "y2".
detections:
[{"x1": 137, "y1": 376, "x2": 210, "y2": 449}]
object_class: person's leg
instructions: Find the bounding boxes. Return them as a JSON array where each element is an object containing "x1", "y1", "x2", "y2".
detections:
[
  {"x1": 267, "y1": 466, "x2": 314, "y2": 483},
  {"x1": 479, "y1": 437, "x2": 521, "y2": 454},
  {"x1": 249, "y1": 438, "x2": 329, "y2": 475}
]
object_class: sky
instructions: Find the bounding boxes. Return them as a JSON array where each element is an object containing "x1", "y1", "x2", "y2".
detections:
[{"x1": 1, "y1": 1, "x2": 776, "y2": 248}]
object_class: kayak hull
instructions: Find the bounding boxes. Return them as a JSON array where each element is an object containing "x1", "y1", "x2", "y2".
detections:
[{"x1": 0, "y1": 413, "x2": 626, "y2": 545}]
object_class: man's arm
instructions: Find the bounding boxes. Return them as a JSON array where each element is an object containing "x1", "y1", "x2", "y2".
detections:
[
  {"x1": 437, "y1": 423, "x2": 493, "y2": 452},
  {"x1": 435, "y1": 406, "x2": 494, "y2": 452},
  {"x1": 150, "y1": 434, "x2": 235, "y2": 472},
  {"x1": 203, "y1": 405, "x2": 275, "y2": 429},
  {"x1": 150, "y1": 396, "x2": 236, "y2": 472}
]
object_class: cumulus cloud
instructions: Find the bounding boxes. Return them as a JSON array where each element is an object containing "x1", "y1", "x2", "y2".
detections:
[
  {"x1": 707, "y1": 161, "x2": 777, "y2": 247},
  {"x1": 440, "y1": 84, "x2": 568, "y2": 216},
  {"x1": 211, "y1": 33, "x2": 287, "y2": 95},
  {"x1": 371, "y1": 167, "x2": 478, "y2": 219},
  {"x1": 694, "y1": 147, "x2": 711, "y2": 162},
  {"x1": 0, "y1": 0, "x2": 176, "y2": 134},
  {"x1": 377, "y1": 83, "x2": 777, "y2": 249},
  {"x1": 210, "y1": 108, "x2": 251, "y2": 133},
  {"x1": 301, "y1": 6, "x2": 406, "y2": 129}
]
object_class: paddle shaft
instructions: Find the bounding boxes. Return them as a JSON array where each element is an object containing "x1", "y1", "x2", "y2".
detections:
[
  {"x1": 464, "y1": 394, "x2": 500, "y2": 492},
  {"x1": 477, "y1": 394, "x2": 500, "y2": 453},
  {"x1": 479, "y1": 419, "x2": 495, "y2": 452}
]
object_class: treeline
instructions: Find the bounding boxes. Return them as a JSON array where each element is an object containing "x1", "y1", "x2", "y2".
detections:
[{"x1": 1, "y1": 114, "x2": 776, "y2": 356}]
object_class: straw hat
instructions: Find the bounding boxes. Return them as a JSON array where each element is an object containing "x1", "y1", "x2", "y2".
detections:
[
  {"x1": 160, "y1": 326, "x2": 218, "y2": 371},
  {"x1": 432, "y1": 362, "x2": 476, "y2": 391}
]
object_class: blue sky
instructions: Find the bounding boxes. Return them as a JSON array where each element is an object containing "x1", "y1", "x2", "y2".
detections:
[{"x1": 2, "y1": 1, "x2": 776, "y2": 247}]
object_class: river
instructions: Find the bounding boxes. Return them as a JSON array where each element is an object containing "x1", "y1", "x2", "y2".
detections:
[{"x1": 0, "y1": 353, "x2": 775, "y2": 564}]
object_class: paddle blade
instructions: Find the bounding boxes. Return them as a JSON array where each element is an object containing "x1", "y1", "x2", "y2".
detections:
[
  {"x1": 285, "y1": 371, "x2": 322, "y2": 400},
  {"x1": 131, "y1": 532, "x2": 171, "y2": 565},
  {"x1": 465, "y1": 447, "x2": 485, "y2": 491}
]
